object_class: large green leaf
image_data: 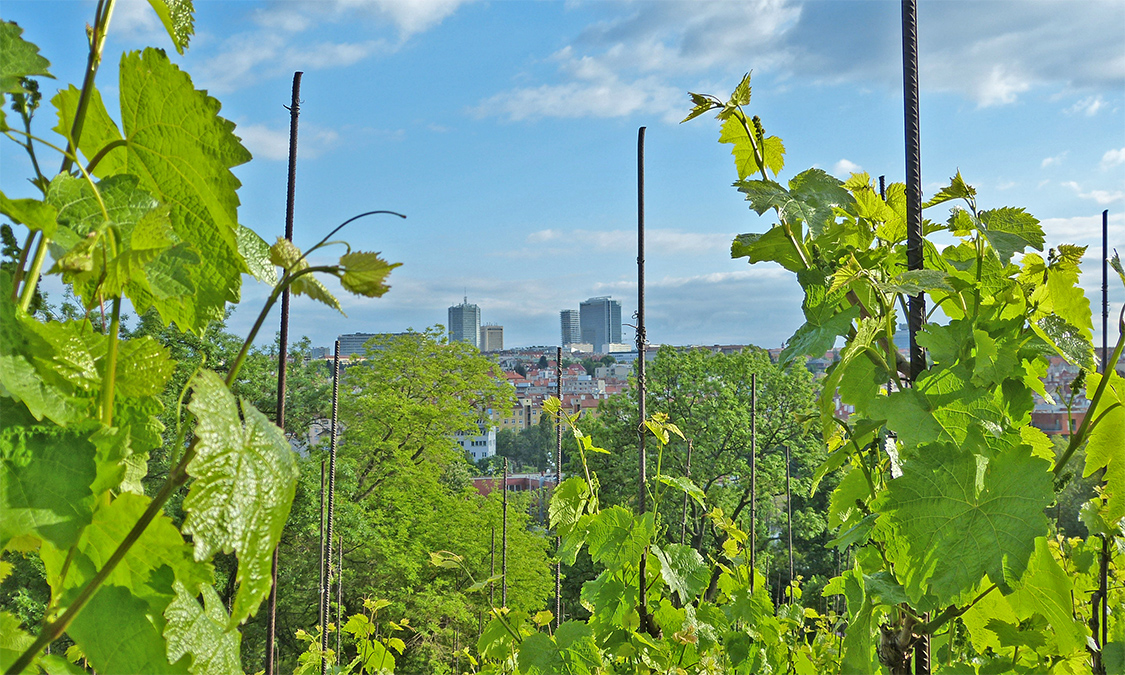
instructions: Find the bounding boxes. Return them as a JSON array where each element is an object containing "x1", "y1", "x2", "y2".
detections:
[
  {"x1": 786, "y1": 168, "x2": 853, "y2": 236},
  {"x1": 879, "y1": 443, "x2": 1053, "y2": 604},
  {"x1": 548, "y1": 476, "x2": 593, "y2": 533},
  {"x1": 60, "y1": 493, "x2": 213, "y2": 600},
  {"x1": 182, "y1": 370, "x2": 298, "y2": 626},
  {"x1": 0, "y1": 421, "x2": 96, "y2": 550},
  {"x1": 58, "y1": 48, "x2": 252, "y2": 332},
  {"x1": 652, "y1": 543, "x2": 708, "y2": 604},
  {"x1": 0, "y1": 190, "x2": 58, "y2": 236},
  {"x1": 838, "y1": 569, "x2": 878, "y2": 675},
  {"x1": 0, "y1": 21, "x2": 51, "y2": 95},
  {"x1": 51, "y1": 85, "x2": 125, "y2": 175},
  {"x1": 164, "y1": 581, "x2": 242, "y2": 675},
  {"x1": 585, "y1": 506, "x2": 653, "y2": 571},
  {"x1": 68, "y1": 584, "x2": 189, "y2": 674},
  {"x1": 146, "y1": 0, "x2": 195, "y2": 54},
  {"x1": 1007, "y1": 538, "x2": 1084, "y2": 655},
  {"x1": 1083, "y1": 370, "x2": 1125, "y2": 524}
]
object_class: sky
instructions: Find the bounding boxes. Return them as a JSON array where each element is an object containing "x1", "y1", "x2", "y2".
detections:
[{"x1": 3, "y1": 0, "x2": 1124, "y2": 353}]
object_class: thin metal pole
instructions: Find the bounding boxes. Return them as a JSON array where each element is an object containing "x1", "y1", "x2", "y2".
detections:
[
  {"x1": 635, "y1": 126, "x2": 652, "y2": 635},
  {"x1": 555, "y1": 346, "x2": 563, "y2": 629},
  {"x1": 266, "y1": 70, "x2": 302, "y2": 675},
  {"x1": 1103, "y1": 209, "x2": 1109, "y2": 369},
  {"x1": 321, "y1": 340, "x2": 340, "y2": 674},
  {"x1": 680, "y1": 440, "x2": 692, "y2": 543},
  {"x1": 502, "y1": 457, "x2": 508, "y2": 607},
  {"x1": 785, "y1": 444, "x2": 793, "y2": 590},
  {"x1": 490, "y1": 525, "x2": 495, "y2": 607},
  {"x1": 750, "y1": 373, "x2": 757, "y2": 591},
  {"x1": 902, "y1": 0, "x2": 924, "y2": 385},
  {"x1": 337, "y1": 533, "x2": 343, "y2": 659},
  {"x1": 318, "y1": 459, "x2": 325, "y2": 636}
]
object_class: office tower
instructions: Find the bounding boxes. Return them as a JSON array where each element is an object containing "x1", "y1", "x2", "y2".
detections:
[
  {"x1": 560, "y1": 309, "x2": 581, "y2": 345},
  {"x1": 480, "y1": 324, "x2": 504, "y2": 352},
  {"x1": 579, "y1": 296, "x2": 622, "y2": 352},
  {"x1": 448, "y1": 297, "x2": 481, "y2": 348}
]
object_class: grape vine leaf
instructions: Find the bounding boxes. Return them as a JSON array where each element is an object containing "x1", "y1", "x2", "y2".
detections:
[
  {"x1": 549, "y1": 477, "x2": 593, "y2": 534},
  {"x1": 51, "y1": 85, "x2": 127, "y2": 176},
  {"x1": 182, "y1": 370, "x2": 299, "y2": 626},
  {"x1": 517, "y1": 622, "x2": 600, "y2": 675},
  {"x1": 236, "y1": 224, "x2": 276, "y2": 284},
  {"x1": 878, "y1": 443, "x2": 1053, "y2": 604},
  {"x1": 0, "y1": 610, "x2": 34, "y2": 671},
  {"x1": 0, "y1": 20, "x2": 52, "y2": 95},
  {"x1": 146, "y1": 0, "x2": 195, "y2": 54},
  {"x1": 62, "y1": 493, "x2": 213, "y2": 599},
  {"x1": 1033, "y1": 314, "x2": 1095, "y2": 369},
  {"x1": 719, "y1": 116, "x2": 784, "y2": 179},
  {"x1": 1083, "y1": 370, "x2": 1125, "y2": 523},
  {"x1": 731, "y1": 225, "x2": 806, "y2": 273},
  {"x1": 338, "y1": 251, "x2": 400, "y2": 297},
  {"x1": 1006, "y1": 537, "x2": 1084, "y2": 655},
  {"x1": 0, "y1": 422, "x2": 96, "y2": 550},
  {"x1": 94, "y1": 48, "x2": 251, "y2": 332},
  {"x1": 164, "y1": 580, "x2": 242, "y2": 675},
  {"x1": 922, "y1": 171, "x2": 975, "y2": 209},
  {"x1": 585, "y1": 506, "x2": 654, "y2": 571},
  {"x1": 269, "y1": 237, "x2": 341, "y2": 312},
  {"x1": 0, "y1": 190, "x2": 57, "y2": 236},
  {"x1": 978, "y1": 207, "x2": 1044, "y2": 265},
  {"x1": 839, "y1": 569, "x2": 878, "y2": 675},
  {"x1": 652, "y1": 543, "x2": 708, "y2": 604},
  {"x1": 67, "y1": 584, "x2": 190, "y2": 674}
]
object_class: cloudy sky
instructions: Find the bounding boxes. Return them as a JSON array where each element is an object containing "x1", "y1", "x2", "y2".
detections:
[{"x1": 3, "y1": 0, "x2": 1124, "y2": 351}]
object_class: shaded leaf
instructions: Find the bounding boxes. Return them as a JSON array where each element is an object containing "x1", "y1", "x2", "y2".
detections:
[
  {"x1": 68, "y1": 584, "x2": 189, "y2": 674},
  {"x1": 164, "y1": 580, "x2": 242, "y2": 675}
]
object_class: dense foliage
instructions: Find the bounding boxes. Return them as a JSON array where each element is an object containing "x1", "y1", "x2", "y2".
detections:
[{"x1": 1, "y1": 3, "x2": 1122, "y2": 674}]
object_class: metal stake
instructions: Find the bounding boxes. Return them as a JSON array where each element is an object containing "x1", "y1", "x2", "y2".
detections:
[
  {"x1": 318, "y1": 459, "x2": 325, "y2": 635},
  {"x1": 555, "y1": 346, "x2": 563, "y2": 628},
  {"x1": 266, "y1": 70, "x2": 302, "y2": 675},
  {"x1": 635, "y1": 126, "x2": 653, "y2": 635},
  {"x1": 750, "y1": 372, "x2": 757, "y2": 591},
  {"x1": 502, "y1": 457, "x2": 508, "y2": 607},
  {"x1": 321, "y1": 340, "x2": 340, "y2": 674},
  {"x1": 785, "y1": 443, "x2": 793, "y2": 591}
]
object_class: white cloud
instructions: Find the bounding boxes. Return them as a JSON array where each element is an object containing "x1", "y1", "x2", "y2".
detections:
[
  {"x1": 477, "y1": 1, "x2": 1123, "y2": 121},
  {"x1": 1063, "y1": 181, "x2": 1124, "y2": 205},
  {"x1": 832, "y1": 159, "x2": 862, "y2": 177},
  {"x1": 971, "y1": 65, "x2": 1032, "y2": 107},
  {"x1": 1040, "y1": 212, "x2": 1124, "y2": 244},
  {"x1": 1101, "y1": 147, "x2": 1125, "y2": 170},
  {"x1": 236, "y1": 124, "x2": 340, "y2": 161},
  {"x1": 1041, "y1": 152, "x2": 1066, "y2": 168},
  {"x1": 1067, "y1": 95, "x2": 1107, "y2": 116}
]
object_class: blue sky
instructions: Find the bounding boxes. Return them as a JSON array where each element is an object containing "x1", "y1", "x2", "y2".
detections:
[{"x1": 3, "y1": 0, "x2": 1124, "y2": 352}]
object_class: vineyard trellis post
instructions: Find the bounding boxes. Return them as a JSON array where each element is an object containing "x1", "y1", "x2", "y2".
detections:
[
  {"x1": 319, "y1": 459, "x2": 326, "y2": 635},
  {"x1": 337, "y1": 532, "x2": 343, "y2": 660},
  {"x1": 901, "y1": 0, "x2": 930, "y2": 671},
  {"x1": 680, "y1": 440, "x2": 692, "y2": 544},
  {"x1": 1092, "y1": 208, "x2": 1110, "y2": 674},
  {"x1": 555, "y1": 345, "x2": 563, "y2": 628},
  {"x1": 502, "y1": 456, "x2": 508, "y2": 607},
  {"x1": 785, "y1": 443, "x2": 793, "y2": 592},
  {"x1": 490, "y1": 525, "x2": 496, "y2": 608},
  {"x1": 266, "y1": 69, "x2": 302, "y2": 675},
  {"x1": 749, "y1": 372, "x2": 757, "y2": 591},
  {"x1": 635, "y1": 125, "x2": 655, "y2": 636},
  {"x1": 321, "y1": 340, "x2": 341, "y2": 674}
]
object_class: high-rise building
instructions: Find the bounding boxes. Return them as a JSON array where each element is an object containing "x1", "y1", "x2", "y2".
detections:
[
  {"x1": 560, "y1": 309, "x2": 581, "y2": 345},
  {"x1": 336, "y1": 332, "x2": 411, "y2": 357},
  {"x1": 579, "y1": 296, "x2": 622, "y2": 352},
  {"x1": 480, "y1": 324, "x2": 504, "y2": 352},
  {"x1": 448, "y1": 297, "x2": 481, "y2": 348}
]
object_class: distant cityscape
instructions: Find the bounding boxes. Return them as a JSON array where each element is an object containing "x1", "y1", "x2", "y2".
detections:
[{"x1": 309, "y1": 312, "x2": 1125, "y2": 468}]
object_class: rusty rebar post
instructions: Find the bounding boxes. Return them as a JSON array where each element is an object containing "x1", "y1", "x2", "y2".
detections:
[{"x1": 321, "y1": 340, "x2": 340, "y2": 674}]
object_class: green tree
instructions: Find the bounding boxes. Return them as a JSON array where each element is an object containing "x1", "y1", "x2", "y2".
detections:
[
  {"x1": 495, "y1": 422, "x2": 554, "y2": 473},
  {"x1": 568, "y1": 347, "x2": 832, "y2": 610}
]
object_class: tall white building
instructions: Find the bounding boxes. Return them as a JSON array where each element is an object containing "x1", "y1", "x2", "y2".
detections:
[{"x1": 448, "y1": 297, "x2": 481, "y2": 348}]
